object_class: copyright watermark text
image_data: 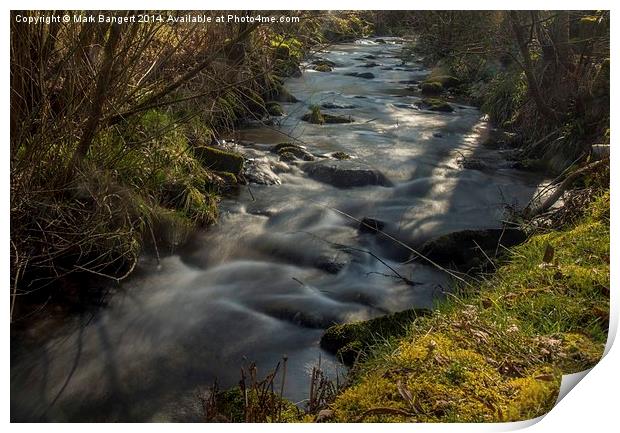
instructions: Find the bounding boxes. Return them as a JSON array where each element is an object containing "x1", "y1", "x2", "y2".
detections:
[{"x1": 14, "y1": 13, "x2": 301, "y2": 25}]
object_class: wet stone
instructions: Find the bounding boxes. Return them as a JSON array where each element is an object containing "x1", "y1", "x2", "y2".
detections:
[
  {"x1": 358, "y1": 217, "x2": 385, "y2": 234},
  {"x1": 303, "y1": 160, "x2": 393, "y2": 188}
]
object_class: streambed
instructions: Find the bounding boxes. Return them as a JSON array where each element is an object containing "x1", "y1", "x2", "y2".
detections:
[{"x1": 11, "y1": 38, "x2": 542, "y2": 422}]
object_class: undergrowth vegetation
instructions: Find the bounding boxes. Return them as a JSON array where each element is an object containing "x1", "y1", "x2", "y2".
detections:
[
  {"x1": 407, "y1": 11, "x2": 609, "y2": 172},
  {"x1": 10, "y1": 11, "x2": 374, "y2": 317}
]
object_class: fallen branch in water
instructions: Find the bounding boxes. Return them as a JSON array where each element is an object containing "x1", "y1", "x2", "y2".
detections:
[
  {"x1": 524, "y1": 158, "x2": 609, "y2": 218},
  {"x1": 302, "y1": 231, "x2": 420, "y2": 286},
  {"x1": 308, "y1": 200, "x2": 474, "y2": 288}
]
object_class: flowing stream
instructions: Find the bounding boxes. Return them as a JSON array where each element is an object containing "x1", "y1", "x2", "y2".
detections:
[{"x1": 11, "y1": 38, "x2": 543, "y2": 422}]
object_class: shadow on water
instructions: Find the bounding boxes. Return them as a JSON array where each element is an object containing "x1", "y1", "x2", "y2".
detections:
[{"x1": 11, "y1": 38, "x2": 544, "y2": 422}]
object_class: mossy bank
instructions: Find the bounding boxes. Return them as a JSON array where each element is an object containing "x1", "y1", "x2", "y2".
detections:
[{"x1": 323, "y1": 192, "x2": 609, "y2": 422}]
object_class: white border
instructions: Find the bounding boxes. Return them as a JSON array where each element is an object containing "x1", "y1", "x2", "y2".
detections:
[{"x1": 3, "y1": 2, "x2": 618, "y2": 431}]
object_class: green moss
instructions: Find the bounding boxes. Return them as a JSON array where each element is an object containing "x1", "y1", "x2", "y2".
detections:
[
  {"x1": 314, "y1": 64, "x2": 333, "y2": 72},
  {"x1": 193, "y1": 146, "x2": 244, "y2": 176},
  {"x1": 271, "y1": 142, "x2": 314, "y2": 161},
  {"x1": 302, "y1": 105, "x2": 324, "y2": 124},
  {"x1": 332, "y1": 151, "x2": 351, "y2": 160},
  {"x1": 214, "y1": 171, "x2": 238, "y2": 185},
  {"x1": 419, "y1": 98, "x2": 454, "y2": 113},
  {"x1": 320, "y1": 309, "x2": 430, "y2": 365},
  {"x1": 420, "y1": 81, "x2": 443, "y2": 96},
  {"x1": 301, "y1": 107, "x2": 354, "y2": 124},
  {"x1": 266, "y1": 101, "x2": 284, "y2": 117},
  {"x1": 429, "y1": 75, "x2": 460, "y2": 88},
  {"x1": 329, "y1": 192, "x2": 609, "y2": 422}
]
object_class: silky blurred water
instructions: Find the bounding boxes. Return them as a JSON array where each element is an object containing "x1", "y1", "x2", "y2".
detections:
[{"x1": 11, "y1": 38, "x2": 542, "y2": 422}]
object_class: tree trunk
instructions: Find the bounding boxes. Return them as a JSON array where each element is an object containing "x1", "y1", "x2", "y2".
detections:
[
  {"x1": 509, "y1": 11, "x2": 558, "y2": 122},
  {"x1": 71, "y1": 23, "x2": 122, "y2": 165}
]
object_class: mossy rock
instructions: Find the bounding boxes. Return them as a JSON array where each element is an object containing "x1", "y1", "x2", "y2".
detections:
[
  {"x1": 324, "y1": 113, "x2": 354, "y2": 124},
  {"x1": 418, "y1": 98, "x2": 454, "y2": 113},
  {"x1": 271, "y1": 142, "x2": 314, "y2": 161},
  {"x1": 266, "y1": 101, "x2": 284, "y2": 117},
  {"x1": 278, "y1": 151, "x2": 296, "y2": 162},
  {"x1": 194, "y1": 146, "x2": 244, "y2": 176},
  {"x1": 420, "y1": 81, "x2": 444, "y2": 96},
  {"x1": 320, "y1": 309, "x2": 430, "y2": 365},
  {"x1": 314, "y1": 64, "x2": 333, "y2": 72},
  {"x1": 331, "y1": 151, "x2": 351, "y2": 160},
  {"x1": 301, "y1": 112, "x2": 354, "y2": 124},
  {"x1": 213, "y1": 171, "x2": 238, "y2": 185},
  {"x1": 312, "y1": 59, "x2": 337, "y2": 68}
]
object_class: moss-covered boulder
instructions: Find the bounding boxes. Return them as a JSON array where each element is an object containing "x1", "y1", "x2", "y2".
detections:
[
  {"x1": 312, "y1": 59, "x2": 337, "y2": 68},
  {"x1": 194, "y1": 146, "x2": 244, "y2": 176},
  {"x1": 314, "y1": 64, "x2": 333, "y2": 72},
  {"x1": 331, "y1": 151, "x2": 351, "y2": 160},
  {"x1": 430, "y1": 75, "x2": 460, "y2": 88},
  {"x1": 271, "y1": 142, "x2": 314, "y2": 161},
  {"x1": 301, "y1": 108, "x2": 354, "y2": 125},
  {"x1": 420, "y1": 81, "x2": 443, "y2": 96},
  {"x1": 266, "y1": 101, "x2": 284, "y2": 117},
  {"x1": 320, "y1": 309, "x2": 430, "y2": 365},
  {"x1": 417, "y1": 98, "x2": 454, "y2": 113},
  {"x1": 213, "y1": 171, "x2": 238, "y2": 185}
]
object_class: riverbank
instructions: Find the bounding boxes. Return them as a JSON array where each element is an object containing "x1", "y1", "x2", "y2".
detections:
[
  {"x1": 10, "y1": 12, "x2": 374, "y2": 321},
  {"x1": 319, "y1": 190, "x2": 609, "y2": 422}
]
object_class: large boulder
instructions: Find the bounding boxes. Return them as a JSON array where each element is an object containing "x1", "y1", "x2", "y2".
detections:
[
  {"x1": 416, "y1": 98, "x2": 454, "y2": 113},
  {"x1": 420, "y1": 81, "x2": 443, "y2": 96},
  {"x1": 418, "y1": 228, "x2": 527, "y2": 272},
  {"x1": 303, "y1": 160, "x2": 393, "y2": 188}
]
